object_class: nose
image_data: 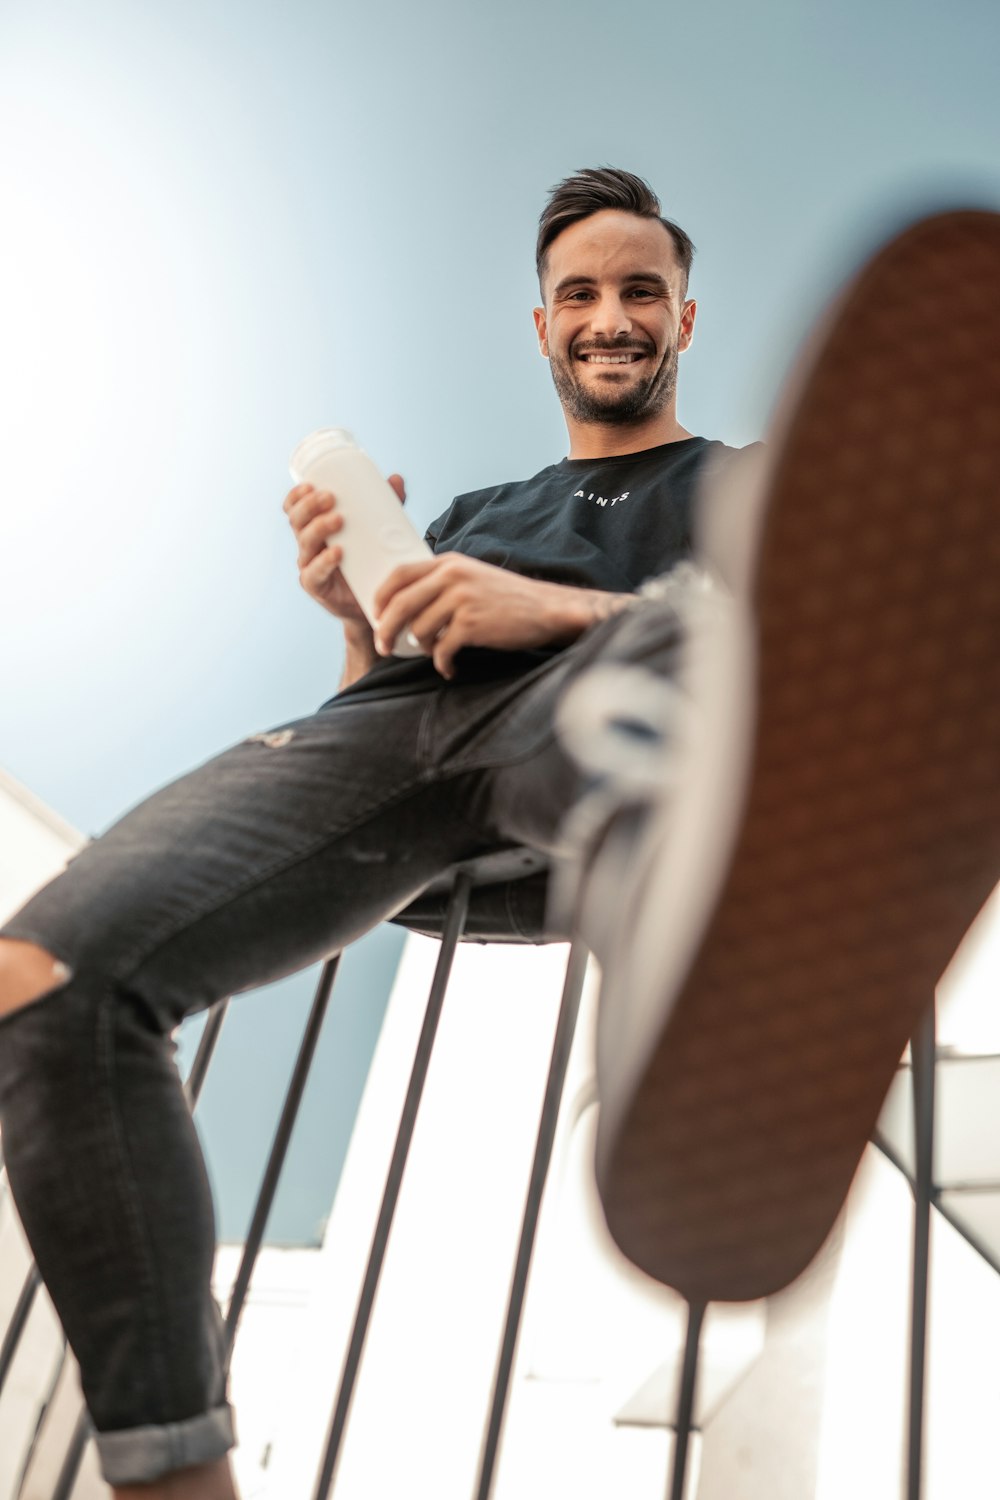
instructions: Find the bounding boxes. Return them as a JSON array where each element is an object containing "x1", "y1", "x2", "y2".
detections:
[{"x1": 589, "y1": 293, "x2": 632, "y2": 340}]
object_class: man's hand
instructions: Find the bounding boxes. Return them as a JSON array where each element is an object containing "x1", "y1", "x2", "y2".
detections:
[
  {"x1": 283, "y1": 474, "x2": 408, "y2": 623},
  {"x1": 284, "y1": 472, "x2": 410, "y2": 690},
  {"x1": 374, "y1": 553, "x2": 623, "y2": 679}
]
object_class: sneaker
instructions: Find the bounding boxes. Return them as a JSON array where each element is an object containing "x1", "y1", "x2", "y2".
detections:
[{"x1": 588, "y1": 208, "x2": 1000, "y2": 1303}]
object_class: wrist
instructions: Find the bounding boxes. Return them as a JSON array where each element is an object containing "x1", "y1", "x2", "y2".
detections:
[
  {"x1": 545, "y1": 584, "x2": 628, "y2": 644},
  {"x1": 340, "y1": 618, "x2": 378, "y2": 690},
  {"x1": 343, "y1": 617, "x2": 376, "y2": 649}
]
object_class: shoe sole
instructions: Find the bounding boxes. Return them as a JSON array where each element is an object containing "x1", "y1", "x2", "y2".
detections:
[{"x1": 594, "y1": 209, "x2": 1000, "y2": 1303}]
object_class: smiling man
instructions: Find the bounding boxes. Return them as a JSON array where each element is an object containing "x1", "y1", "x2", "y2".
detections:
[
  {"x1": 536, "y1": 205, "x2": 696, "y2": 441},
  {"x1": 1, "y1": 168, "x2": 997, "y2": 1500},
  {"x1": 317, "y1": 175, "x2": 724, "y2": 691},
  {"x1": 0, "y1": 166, "x2": 742, "y2": 1500}
]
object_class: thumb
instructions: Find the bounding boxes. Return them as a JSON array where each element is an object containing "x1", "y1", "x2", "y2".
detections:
[{"x1": 387, "y1": 473, "x2": 406, "y2": 505}]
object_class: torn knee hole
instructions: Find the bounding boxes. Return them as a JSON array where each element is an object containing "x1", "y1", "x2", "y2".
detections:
[
  {"x1": 246, "y1": 729, "x2": 295, "y2": 749},
  {"x1": 0, "y1": 940, "x2": 73, "y2": 1017}
]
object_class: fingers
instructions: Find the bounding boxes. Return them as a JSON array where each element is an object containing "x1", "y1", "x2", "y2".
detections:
[
  {"x1": 373, "y1": 563, "x2": 448, "y2": 654},
  {"x1": 285, "y1": 487, "x2": 343, "y2": 562},
  {"x1": 285, "y1": 473, "x2": 406, "y2": 518},
  {"x1": 373, "y1": 559, "x2": 439, "y2": 618},
  {"x1": 297, "y1": 509, "x2": 343, "y2": 566},
  {"x1": 282, "y1": 482, "x2": 312, "y2": 516},
  {"x1": 286, "y1": 474, "x2": 406, "y2": 577},
  {"x1": 299, "y1": 541, "x2": 345, "y2": 597},
  {"x1": 286, "y1": 485, "x2": 334, "y2": 533},
  {"x1": 400, "y1": 593, "x2": 455, "y2": 655},
  {"x1": 432, "y1": 626, "x2": 462, "y2": 681},
  {"x1": 374, "y1": 555, "x2": 485, "y2": 675},
  {"x1": 375, "y1": 581, "x2": 471, "y2": 681}
]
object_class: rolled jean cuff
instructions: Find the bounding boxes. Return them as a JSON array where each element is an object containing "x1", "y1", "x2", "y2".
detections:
[{"x1": 96, "y1": 1402, "x2": 236, "y2": 1486}]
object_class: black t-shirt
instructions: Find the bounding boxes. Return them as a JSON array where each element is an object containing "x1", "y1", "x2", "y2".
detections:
[{"x1": 335, "y1": 435, "x2": 738, "y2": 701}]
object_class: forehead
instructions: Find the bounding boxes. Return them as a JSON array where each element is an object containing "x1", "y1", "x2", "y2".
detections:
[{"x1": 543, "y1": 210, "x2": 682, "y2": 297}]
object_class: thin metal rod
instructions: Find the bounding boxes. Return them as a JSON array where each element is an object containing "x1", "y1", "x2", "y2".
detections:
[
  {"x1": 473, "y1": 939, "x2": 589, "y2": 1500},
  {"x1": 0, "y1": 1265, "x2": 41, "y2": 1398},
  {"x1": 907, "y1": 1001, "x2": 936, "y2": 1500},
  {"x1": 50, "y1": 1410, "x2": 90, "y2": 1500},
  {"x1": 184, "y1": 999, "x2": 231, "y2": 1107},
  {"x1": 312, "y1": 872, "x2": 474, "y2": 1500},
  {"x1": 667, "y1": 1300, "x2": 706, "y2": 1500},
  {"x1": 225, "y1": 956, "x2": 341, "y2": 1352}
]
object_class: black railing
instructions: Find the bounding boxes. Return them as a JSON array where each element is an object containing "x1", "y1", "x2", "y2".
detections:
[
  {"x1": 0, "y1": 863, "x2": 623, "y2": 1500},
  {"x1": 0, "y1": 906, "x2": 965, "y2": 1500}
]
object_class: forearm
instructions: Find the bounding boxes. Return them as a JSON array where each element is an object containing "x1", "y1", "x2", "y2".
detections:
[
  {"x1": 371, "y1": 555, "x2": 638, "y2": 679},
  {"x1": 339, "y1": 619, "x2": 380, "y2": 690}
]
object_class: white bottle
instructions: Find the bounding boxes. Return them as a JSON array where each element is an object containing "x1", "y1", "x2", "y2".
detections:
[{"x1": 289, "y1": 428, "x2": 432, "y2": 657}]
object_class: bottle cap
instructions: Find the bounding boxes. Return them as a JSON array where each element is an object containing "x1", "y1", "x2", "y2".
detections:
[{"x1": 289, "y1": 428, "x2": 358, "y2": 483}]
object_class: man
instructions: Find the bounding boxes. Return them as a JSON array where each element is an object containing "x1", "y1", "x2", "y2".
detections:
[
  {"x1": 0, "y1": 167, "x2": 739, "y2": 1500},
  {"x1": 1, "y1": 169, "x2": 998, "y2": 1499}
]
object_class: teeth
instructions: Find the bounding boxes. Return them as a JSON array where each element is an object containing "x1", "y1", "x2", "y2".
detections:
[{"x1": 585, "y1": 353, "x2": 637, "y2": 364}]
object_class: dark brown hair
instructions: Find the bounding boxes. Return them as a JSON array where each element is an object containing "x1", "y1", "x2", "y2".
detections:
[{"x1": 536, "y1": 167, "x2": 694, "y2": 295}]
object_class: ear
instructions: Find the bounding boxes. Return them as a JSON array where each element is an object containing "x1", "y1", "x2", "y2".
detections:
[
  {"x1": 678, "y1": 298, "x2": 697, "y2": 353},
  {"x1": 533, "y1": 305, "x2": 549, "y2": 358}
]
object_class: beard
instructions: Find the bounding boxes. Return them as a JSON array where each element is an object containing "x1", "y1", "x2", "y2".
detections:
[{"x1": 549, "y1": 336, "x2": 680, "y2": 426}]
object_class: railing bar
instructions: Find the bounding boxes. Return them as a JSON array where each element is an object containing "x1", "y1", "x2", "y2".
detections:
[
  {"x1": 473, "y1": 938, "x2": 589, "y2": 1500},
  {"x1": 224, "y1": 955, "x2": 341, "y2": 1352},
  {"x1": 917, "y1": 1179, "x2": 1000, "y2": 1195},
  {"x1": 312, "y1": 872, "x2": 473, "y2": 1500},
  {"x1": 0, "y1": 1265, "x2": 41, "y2": 1398},
  {"x1": 184, "y1": 999, "x2": 231, "y2": 1107},
  {"x1": 907, "y1": 1001, "x2": 936, "y2": 1500},
  {"x1": 667, "y1": 1299, "x2": 705, "y2": 1500},
  {"x1": 49, "y1": 1410, "x2": 90, "y2": 1500}
]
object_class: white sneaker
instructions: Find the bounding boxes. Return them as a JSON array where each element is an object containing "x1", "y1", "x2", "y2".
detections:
[{"x1": 586, "y1": 208, "x2": 1000, "y2": 1303}]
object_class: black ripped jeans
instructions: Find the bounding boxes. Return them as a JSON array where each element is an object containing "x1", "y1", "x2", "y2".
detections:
[{"x1": 0, "y1": 600, "x2": 681, "y2": 1486}]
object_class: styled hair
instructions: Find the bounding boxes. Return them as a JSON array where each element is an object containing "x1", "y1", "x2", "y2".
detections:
[{"x1": 536, "y1": 167, "x2": 694, "y2": 295}]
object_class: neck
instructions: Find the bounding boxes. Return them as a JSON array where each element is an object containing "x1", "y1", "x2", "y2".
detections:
[{"x1": 564, "y1": 407, "x2": 693, "y2": 460}]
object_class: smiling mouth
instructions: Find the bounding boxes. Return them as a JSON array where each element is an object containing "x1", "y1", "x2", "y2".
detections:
[{"x1": 576, "y1": 351, "x2": 647, "y2": 365}]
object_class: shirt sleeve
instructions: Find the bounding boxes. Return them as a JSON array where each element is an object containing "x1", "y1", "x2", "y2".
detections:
[{"x1": 424, "y1": 497, "x2": 458, "y2": 552}]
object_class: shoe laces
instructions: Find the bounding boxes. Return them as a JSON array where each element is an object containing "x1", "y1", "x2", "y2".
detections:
[{"x1": 551, "y1": 561, "x2": 728, "y2": 933}]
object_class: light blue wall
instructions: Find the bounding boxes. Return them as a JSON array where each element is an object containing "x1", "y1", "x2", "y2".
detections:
[{"x1": 2, "y1": 0, "x2": 997, "y2": 1241}]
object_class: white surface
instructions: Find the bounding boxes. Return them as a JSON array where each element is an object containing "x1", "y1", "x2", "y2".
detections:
[
  {"x1": 937, "y1": 882, "x2": 1000, "y2": 1055},
  {"x1": 0, "y1": 768, "x2": 86, "y2": 926}
]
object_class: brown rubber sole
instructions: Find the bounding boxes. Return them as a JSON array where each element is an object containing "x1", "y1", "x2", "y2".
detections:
[{"x1": 595, "y1": 209, "x2": 1000, "y2": 1303}]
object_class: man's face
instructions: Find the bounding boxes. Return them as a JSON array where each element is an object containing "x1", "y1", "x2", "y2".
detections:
[{"x1": 533, "y1": 210, "x2": 696, "y2": 426}]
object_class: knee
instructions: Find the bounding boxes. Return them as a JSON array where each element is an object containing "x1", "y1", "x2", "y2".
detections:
[{"x1": 0, "y1": 939, "x2": 72, "y2": 1020}]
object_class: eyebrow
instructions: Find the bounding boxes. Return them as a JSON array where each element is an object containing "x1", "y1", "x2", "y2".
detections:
[{"x1": 552, "y1": 271, "x2": 674, "y2": 298}]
